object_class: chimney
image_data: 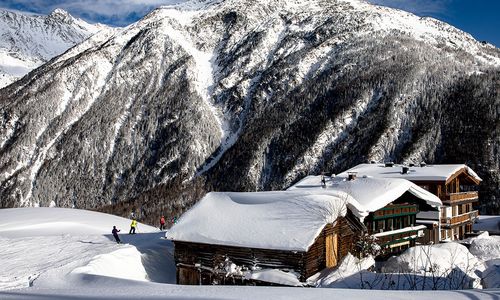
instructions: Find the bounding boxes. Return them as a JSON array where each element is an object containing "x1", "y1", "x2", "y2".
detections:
[
  {"x1": 348, "y1": 172, "x2": 357, "y2": 181},
  {"x1": 385, "y1": 162, "x2": 394, "y2": 167},
  {"x1": 402, "y1": 166, "x2": 409, "y2": 174}
]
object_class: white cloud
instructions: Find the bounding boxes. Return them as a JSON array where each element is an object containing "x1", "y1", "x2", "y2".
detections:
[
  {"x1": 0, "y1": 0, "x2": 188, "y2": 26},
  {"x1": 59, "y1": 0, "x2": 185, "y2": 17}
]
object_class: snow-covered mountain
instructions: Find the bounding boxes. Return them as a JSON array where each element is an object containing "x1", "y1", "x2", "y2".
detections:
[
  {"x1": 0, "y1": 8, "x2": 109, "y2": 88},
  {"x1": 0, "y1": 0, "x2": 499, "y2": 216}
]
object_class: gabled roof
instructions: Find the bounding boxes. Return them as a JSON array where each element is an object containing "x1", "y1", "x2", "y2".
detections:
[
  {"x1": 166, "y1": 191, "x2": 347, "y2": 252},
  {"x1": 288, "y1": 175, "x2": 442, "y2": 220},
  {"x1": 338, "y1": 163, "x2": 482, "y2": 184}
]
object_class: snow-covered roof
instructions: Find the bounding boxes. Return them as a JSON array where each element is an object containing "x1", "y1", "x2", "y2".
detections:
[
  {"x1": 166, "y1": 191, "x2": 347, "y2": 252},
  {"x1": 288, "y1": 175, "x2": 441, "y2": 220},
  {"x1": 338, "y1": 163, "x2": 482, "y2": 183}
]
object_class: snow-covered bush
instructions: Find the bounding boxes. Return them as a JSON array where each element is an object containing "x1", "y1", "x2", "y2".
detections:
[
  {"x1": 381, "y1": 243, "x2": 484, "y2": 289},
  {"x1": 314, "y1": 253, "x2": 375, "y2": 287},
  {"x1": 356, "y1": 233, "x2": 382, "y2": 258},
  {"x1": 469, "y1": 235, "x2": 500, "y2": 261}
]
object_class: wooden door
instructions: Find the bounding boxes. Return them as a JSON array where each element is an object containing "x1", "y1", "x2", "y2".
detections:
[
  {"x1": 178, "y1": 267, "x2": 199, "y2": 285},
  {"x1": 326, "y1": 233, "x2": 338, "y2": 268}
]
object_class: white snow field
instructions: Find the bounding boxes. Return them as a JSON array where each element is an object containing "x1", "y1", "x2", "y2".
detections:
[{"x1": 0, "y1": 208, "x2": 499, "y2": 299}]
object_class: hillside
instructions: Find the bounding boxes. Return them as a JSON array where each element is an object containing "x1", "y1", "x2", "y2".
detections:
[{"x1": 0, "y1": 0, "x2": 499, "y2": 219}]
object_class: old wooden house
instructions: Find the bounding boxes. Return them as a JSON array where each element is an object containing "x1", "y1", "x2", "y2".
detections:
[
  {"x1": 340, "y1": 163, "x2": 482, "y2": 241},
  {"x1": 167, "y1": 192, "x2": 362, "y2": 286},
  {"x1": 289, "y1": 174, "x2": 442, "y2": 255}
]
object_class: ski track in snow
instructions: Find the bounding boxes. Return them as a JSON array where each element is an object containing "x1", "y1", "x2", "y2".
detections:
[{"x1": 0, "y1": 208, "x2": 170, "y2": 291}]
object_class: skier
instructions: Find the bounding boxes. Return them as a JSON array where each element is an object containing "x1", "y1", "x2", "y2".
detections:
[
  {"x1": 112, "y1": 226, "x2": 121, "y2": 244},
  {"x1": 129, "y1": 219, "x2": 137, "y2": 234},
  {"x1": 160, "y1": 216, "x2": 166, "y2": 231}
]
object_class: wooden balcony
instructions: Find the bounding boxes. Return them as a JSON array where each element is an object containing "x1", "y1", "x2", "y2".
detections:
[
  {"x1": 441, "y1": 210, "x2": 478, "y2": 227},
  {"x1": 373, "y1": 225, "x2": 426, "y2": 247},
  {"x1": 441, "y1": 192, "x2": 478, "y2": 204}
]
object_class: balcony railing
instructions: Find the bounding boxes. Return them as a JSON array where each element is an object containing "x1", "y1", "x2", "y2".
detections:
[
  {"x1": 373, "y1": 225, "x2": 426, "y2": 247},
  {"x1": 441, "y1": 210, "x2": 478, "y2": 226},
  {"x1": 442, "y1": 192, "x2": 478, "y2": 202}
]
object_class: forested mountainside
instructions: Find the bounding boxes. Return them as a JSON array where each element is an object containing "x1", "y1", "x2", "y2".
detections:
[
  {"x1": 0, "y1": 0, "x2": 499, "y2": 222},
  {"x1": 0, "y1": 8, "x2": 108, "y2": 88}
]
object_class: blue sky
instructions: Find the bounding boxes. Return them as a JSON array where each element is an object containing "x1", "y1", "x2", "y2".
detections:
[
  {"x1": 0, "y1": 0, "x2": 498, "y2": 47},
  {"x1": 369, "y1": 0, "x2": 500, "y2": 47}
]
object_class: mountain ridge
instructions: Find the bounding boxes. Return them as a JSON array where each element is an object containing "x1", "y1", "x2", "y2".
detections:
[
  {"x1": 0, "y1": 8, "x2": 109, "y2": 88},
  {"x1": 0, "y1": 0, "x2": 498, "y2": 219}
]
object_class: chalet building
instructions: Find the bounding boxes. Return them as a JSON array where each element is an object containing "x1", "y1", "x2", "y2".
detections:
[
  {"x1": 167, "y1": 191, "x2": 362, "y2": 286},
  {"x1": 289, "y1": 175, "x2": 442, "y2": 255},
  {"x1": 340, "y1": 163, "x2": 482, "y2": 241}
]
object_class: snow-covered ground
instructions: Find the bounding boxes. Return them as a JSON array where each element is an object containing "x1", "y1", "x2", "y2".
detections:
[
  {"x1": 0, "y1": 208, "x2": 499, "y2": 299},
  {"x1": 474, "y1": 215, "x2": 500, "y2": 234}
]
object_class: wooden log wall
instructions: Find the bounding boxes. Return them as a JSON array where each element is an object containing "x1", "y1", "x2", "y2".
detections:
[
  {"x1": 174, "y1": 241, "x2": 307, "y2": 283},
  {"x1": 174, "y1": 216, "x2": 361, "y2": 284},
  {"x1": 304, "y1": 216, "x2": 360, "y2": 279}
]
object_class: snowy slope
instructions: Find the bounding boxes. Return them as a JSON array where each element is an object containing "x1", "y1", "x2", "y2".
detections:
[
  {"x1": 0, "y1": 208, "x2": 172, "y2": 291},
  {"x1": 0, "y1": 8, "x2": 108, "y2": 88},
  {"x1": 1, "y1": 208, "x2": 499, "y2": 299},
  {"x1": 474, "y1": 215, "x2": 500, "y2": 235}
]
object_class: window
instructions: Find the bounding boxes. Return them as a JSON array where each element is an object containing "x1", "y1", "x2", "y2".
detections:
[
  {"x1": 378, "y1": 220, "x2": 385, "y2": 231},
  {"x1": 395, "y1": 217, "x2": 401, "y2": 229},
  {"x1": 387, "y1": 218, "x2": 393, "y2": 230}
]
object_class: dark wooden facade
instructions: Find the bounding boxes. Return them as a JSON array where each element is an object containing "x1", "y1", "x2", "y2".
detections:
[
  {"x1": 411, "y1": 167, "x2": 480, "y2": 240},
  {"x1": 365, "y1": 202, "x2": 422, "y2": 255},
  {"x1": 417, "y1": 225, "x2": 440, "y2": 245},
  {"x1": 173, "y1": 216, "x2": 360, "y2": 285}
]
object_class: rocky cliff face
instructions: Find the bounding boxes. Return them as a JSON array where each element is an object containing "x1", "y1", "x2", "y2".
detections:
[
  {"x1": 0, "y1": 8, "x2": 108, "y2": 87},
  {"x1": 0, "y1": 0, "x2": 499, "y2": 218}
]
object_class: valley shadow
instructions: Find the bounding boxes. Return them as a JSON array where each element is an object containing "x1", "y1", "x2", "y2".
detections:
[{"x1": 103, "y1": 231, "x2": 176, "y2": 284}]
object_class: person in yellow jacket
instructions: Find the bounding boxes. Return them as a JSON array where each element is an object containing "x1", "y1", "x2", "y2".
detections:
[{"x1": 129, "y1": 219, "x2": 137, "y2": 234}]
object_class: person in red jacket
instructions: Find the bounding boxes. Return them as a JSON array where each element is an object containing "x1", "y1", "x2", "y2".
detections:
[
  {"x1": 159, "y1": 216, "x2": 166, "y2": 231},
  {"x1": 112, "y1": 226, "x2": 121, "y2": 244}
]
